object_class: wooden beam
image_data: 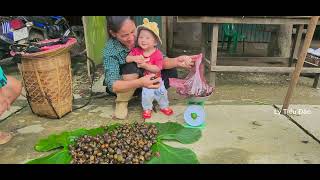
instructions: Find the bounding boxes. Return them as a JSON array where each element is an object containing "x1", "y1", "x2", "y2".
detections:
[
  {"x1": 177, "y1": 16, "x2": 320, "y2": 25},
  {"x1": 303, "y1": 60, "x2": 319, "y2": 67},
  {"x1": 210, "y1": 66, "x2": 320, "y2": 73},
  {"x1": 282, "y1": 16, "x2": 320, "y2": 113},
  {"x1": 217, "y1": 57, "x2": 289, "y2": 63}
]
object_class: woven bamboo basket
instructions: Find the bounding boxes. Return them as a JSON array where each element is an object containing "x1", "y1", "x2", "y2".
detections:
[{"x1": 19, "y1": 38, "x2": 77, "y2": 118}]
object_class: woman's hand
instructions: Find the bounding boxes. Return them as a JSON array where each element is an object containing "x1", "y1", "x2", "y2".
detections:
[
  {"x1": 176, "y1": 55, "x2": 196, "y2": 69},
  {"x1": 139, "y1": 74, "x2": 161, "y2": 89}
]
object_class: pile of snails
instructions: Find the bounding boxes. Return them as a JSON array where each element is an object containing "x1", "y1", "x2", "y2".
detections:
[{"x1": 69, "y1": 123, "x2": 158, "y2": 164}]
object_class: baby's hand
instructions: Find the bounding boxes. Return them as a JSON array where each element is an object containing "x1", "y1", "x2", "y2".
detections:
[
  {"x1": 137, "y1": 61, "x2": 147, "y2": 68},
  {"x1": 137, "y1": 57, "x2": 150, "y2": 68},
  {"x1": 144, "y1": 57, "x2": 150, "y2": 62},
  {"x1": 132, "y1": 55, "x2": 145, "y2": 64}
]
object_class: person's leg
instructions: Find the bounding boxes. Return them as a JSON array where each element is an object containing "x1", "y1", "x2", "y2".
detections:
[
  {"x1": 0, "y1": 75, "x2": 22, "y2": 116},
  {"x1": 120, "y1": 62, "x2": 143, "y2": 95},
  {"x1": 154, "y1": 81, "x2": 173, "y2": 116},
  {"x1": 1, "y1": 76, "x2": 22, "y2": 104},
  {"x1": 0, "y1": 75, "x2": 21, "y2": 144},
  {"x1": 113, "y1": 73, "x2": 137, "y2": 119},
  {"x1": 0, "y1": 94, "x2": 10, "y2": 116},
  {"x1": 104, "y1": 62, "x2": 143, "y2": 94},
  {"x1": 161, "y1": 68, "x2": 178, "y2": 89},
  {"x1": 105, "y1": 87, "x2": 116, "y2": 96},
  {"x1": 142, "y1": 87, "x2": 155, "y2": 110},
  {"x1": 114, "y1": 62, "x2": 142, "y2": 119},
  {"x1": 106, "y1": 86, "x2": 141, "y2": 98},
  {"x1": 133, "y1": 88, "x2": 142, "y2": 98},
  {"x1": 142, "y1": 87, "x2": 155, "y2": 119}
]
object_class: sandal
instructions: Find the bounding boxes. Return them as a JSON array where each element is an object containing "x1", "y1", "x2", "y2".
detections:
[
  {"x1": 142, "y1": 110, "x2": 152, "y2": 119},
  {"x1": 160, "y1": 107, "x2": 173, "y2": 116}
]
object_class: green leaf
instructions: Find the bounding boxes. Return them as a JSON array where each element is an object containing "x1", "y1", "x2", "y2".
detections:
[
  {"x1": 30, "y1": 122, "x2": 202, "y2": 164},
  {"x1": 35, "y1": 127, "x2": 106, "y2": 152},
  {"x1": 30, "y1": 127, "x2": 107, "y2": 164},
  {"x1": 172, "y1": 127, "x2": 202, "y2": 144},
  {"x1": 66, "y1": 129, "x2": 89, "y2": 145},
  {"x1": 26, "y1": 150, "x2": 72, "y2": 164},
  {"x1": 145, "y1": 122, "x2": 201, "y2": 164},
  {"x1": 35, "y1": 133, "x2": 67, "y2": 152},
  {"x1": 153, "y1": 122, "x2": 201, "y2": 144},
  {"x1": 85, "y1": 127, "x2": 106, "y2": 136},
  {"x1": 147, "y1": 142, "x2": 199, "y2": 164},
  {"x1": 105, "y1": 123, "x2": 121, "y2": 132}
]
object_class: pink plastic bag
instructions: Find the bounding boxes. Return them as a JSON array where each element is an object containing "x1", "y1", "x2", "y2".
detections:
[{"x1": 169, "y1": 53, "x2": 214, "y2": 97}]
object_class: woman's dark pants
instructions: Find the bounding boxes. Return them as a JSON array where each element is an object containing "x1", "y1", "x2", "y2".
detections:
[{"x1": 105, "y1": 62, "x2": 177, "y2": 97}]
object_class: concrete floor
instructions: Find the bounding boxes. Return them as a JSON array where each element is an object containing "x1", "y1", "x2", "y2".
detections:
[
  {"x1": 149, "y1": 105, "x2": 320, "y2": 164},
  {"x1": 1, "y1": 53, "x2": 320, "y2": 164}
]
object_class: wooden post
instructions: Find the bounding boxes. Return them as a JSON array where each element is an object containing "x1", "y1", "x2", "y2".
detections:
[
  {"x1": 166, "y1": 16, "x2": 174, "y2": 56},
  {"x1": 313, "y1": 74, "x2": 320, "y2": 88},
  {"x1": 209, "y1": 24, "x2": 219, "y2": 87},
  {"x1": 82, "y1": 16, "x2": 91, "y2": 83},
  {"x1": 267, "y1": 25, "x2": 292, "y2": 58},
  {"x1": 201, "y1": 23, "x2": 208, "y2": 62},
  {"x1": 201, "y1": 23, "x2": 210, "y2": 80},
  {"x1": 278, "y1": 24, "x2": 293, "y2": 58},
  {"x1": 267, "y1": 26, "x2": 279, "y2": 57},
  {"x1": 161, "y1": 16, "x2": 167, "y2": 55},
  {"x1": 289, "y1": 24, "x2": 304, "y2": 67},
  {"x1": 281, "y1": 16, "x2": 319, "y2": 113}
]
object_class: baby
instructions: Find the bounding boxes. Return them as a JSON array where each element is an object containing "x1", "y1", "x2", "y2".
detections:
[{"x1": 126, "y1": 18, "x2": 173, "y2": 119}]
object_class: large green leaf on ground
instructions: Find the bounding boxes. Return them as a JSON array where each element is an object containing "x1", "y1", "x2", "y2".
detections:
[
  {"x1": 105, "y1": 123, "x2": 121, "y2": 132},
  {"x1": 35, "y1": 127, "x2": 105, "y2": 152},
  {"x1": 146, "y1": 122, "x2": 201, "y2": 164},
  {"x1": 153, "y1": 122, "x2": 201, "y2": 144},
  {"x1": 28, "y1": 122, "x2": 201, "y2": 164},
  {"x1": 147, "y1": 141, "x2": 199, "y2": 164},
  {"x1": 26, "y1": 150, "x2": 72, "y2": 164}
]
